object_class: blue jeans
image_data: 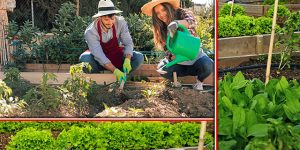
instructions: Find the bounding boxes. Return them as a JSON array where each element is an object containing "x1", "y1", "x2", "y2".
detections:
[
  {"x1": 79, "y1": 51, "x2": 144, "y2": 73},
  {"x1": 159, "y1": 55, "x2": 214, "y2": 82}
]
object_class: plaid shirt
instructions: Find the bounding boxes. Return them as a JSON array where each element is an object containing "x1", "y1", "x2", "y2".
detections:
[{"x1": 165, "y1": 9, "x2": 197, "y2": 60}]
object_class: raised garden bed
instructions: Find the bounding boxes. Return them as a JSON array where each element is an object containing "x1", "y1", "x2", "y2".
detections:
[
  {"x1": 218, "y1": 32, "x2": 300, "y2": 68},
  {"x1": 218, "y1": 55, "x2": 300, "y2": 82}
]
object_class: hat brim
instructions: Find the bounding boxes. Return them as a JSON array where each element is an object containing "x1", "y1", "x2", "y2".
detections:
[
  {"x1": 141, "y1": 0, "x2": 180, "y2": 16},
  {"x1": 92, "y1": 10, "x2": 123, "y2": 19}
]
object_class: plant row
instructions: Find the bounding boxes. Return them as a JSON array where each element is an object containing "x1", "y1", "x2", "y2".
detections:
[
  {"x1": 0, "y1": 63, "x2": 98, "y2": 117},
  {"x1": 218, "y1": 72, "x2": 300, "y2": 149},
  {"x1": 218, "y1": 4, "x2": 300, "y2": 38},
  {"x1": 3, "y1": 122, "x2": 214, "y2": 150}
]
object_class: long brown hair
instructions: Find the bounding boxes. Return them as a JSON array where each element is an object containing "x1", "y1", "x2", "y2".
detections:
[{"x1": 152, "y1": 3, "x2": 177, "y2": 50}]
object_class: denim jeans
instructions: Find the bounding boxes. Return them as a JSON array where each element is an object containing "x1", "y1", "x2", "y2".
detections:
[
  {"x1": 79, "y1": 51, "x2": 144, "y2": 73},
  {"x1": 159, "y1": 55, "x2": 214, "y2": 82}
]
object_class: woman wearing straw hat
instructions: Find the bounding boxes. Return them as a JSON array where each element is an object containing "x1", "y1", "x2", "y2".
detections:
[
  {"x1": 80, "y1": 0, "x2": 144, "y2": 82},
  {"x1": 141, "y1": 0, "x2": 213, "y2": 90}
]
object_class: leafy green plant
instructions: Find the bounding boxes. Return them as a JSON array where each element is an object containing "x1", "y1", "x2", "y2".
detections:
[
  {"x1": 255, "y1": 17, "x2": 274, "y2": 34},
  {"x1": 218, "y1": 16, "x2": 238, "y2": 38},
  {"x1": 45, "y1": 2, "x2": 90, "y2": 64},
  {"x1": 219, "y1": 4, "x2": 246, "y2": 17},
  {"x1": 275, "y1": 11, "x2": 300, "y2": 70},
  {"x1": 196, "y1": 16, "x2": 214, "y2": 50},
  {"x1": 266, "y1": 5, "x2": 290, "y2": 26},
  {"x1": 218, "y1": 72, "x2": 300, "y2": 149},
  {"x1": 23, "y1": 73, "x2": 61, "y2": 116},
  {"x1": 0, "y1": 122, "x2": 98, "y2": 133},
  {"x1": 141, "y1": 84, "x2": 161, "y2": 99},
  {"x1": 218, "y1": 15, "x2": 279, "y2": 38},
  {"x1": 263, "y1": 0, "x2": 288, "y2": 5},
  {"x1": 6, "y1": 127, "x2": 55, "y2": 150},
  {"x1": 125, "y1": 13, "x2": 154, "y2": 51},
  {"x1": 60, "y1": 63, "x2": 93, "y2": 115},
  {"x1": 0, "y1": 80, "x2": 26, "y2": 117},
  {"x1": 56, "y1": 122, "x2": 212, "y2": 149},
  {"x1": 3, "y1": 67, "x2": 33, "y2": 98}
]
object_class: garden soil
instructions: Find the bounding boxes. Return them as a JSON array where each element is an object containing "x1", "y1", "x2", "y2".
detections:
[
  {"x1": 219, "y1": 57, "x2": 300, "y2": 82},
  {"x1": 90, "y1": 83, "x2": 214, "y2": 118},
  {"x1": 16, "y1": 82, "x2": 214, "y2": 118}
]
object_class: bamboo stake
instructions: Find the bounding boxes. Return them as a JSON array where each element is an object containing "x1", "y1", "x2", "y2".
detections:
[
  {"x1": 265, "y1": 0, "x2": 279, "y2": 84},
  {"x1": 230, "y1": 0, "x2": 235, "y2": 16},
  {"x1": 198, "y1": 121, "x2": 207, "y2": 150}
]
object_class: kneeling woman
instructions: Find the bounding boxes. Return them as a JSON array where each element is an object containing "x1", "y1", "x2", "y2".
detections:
[{"x1": 141, "y1": 0, "x2": 214, "y2": 90}]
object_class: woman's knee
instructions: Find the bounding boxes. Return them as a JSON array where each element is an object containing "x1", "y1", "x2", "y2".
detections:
[
  {"x1": 133, "y1": 51, "x2": 144, "y2": 64},
  {"x1": 203, "y1": 59, "x2": 214, "y2": 74},
  {"x1": 79, "y1": 53, "x2": 93, "y2": 63}
]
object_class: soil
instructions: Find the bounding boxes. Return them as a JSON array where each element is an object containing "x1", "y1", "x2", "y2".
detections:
[
  {"x1": 218, "y1": 56, "x2": 300, "y2": 82},
  {"x1": 90, "y1": 83, "x2": 215, "y2": 118},
  {"x1": 0, "y1": 133, "x2": 12, "y2": 150},
  {"x1": 8, "y1": 82, "x2": 214, "y2": 118}
]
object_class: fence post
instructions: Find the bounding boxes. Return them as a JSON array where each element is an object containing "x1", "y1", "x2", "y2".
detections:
[{"x1": 31, "y1": 0, "x2": 34, "y2": 27}]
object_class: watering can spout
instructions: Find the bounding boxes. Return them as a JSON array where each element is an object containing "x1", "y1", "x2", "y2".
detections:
[
  {"x1": 165, "y1": 24, "x2": 201, "y2": 68},
  {"x1": 165, "y1": 55, "x2": 190, "y2": 68}
]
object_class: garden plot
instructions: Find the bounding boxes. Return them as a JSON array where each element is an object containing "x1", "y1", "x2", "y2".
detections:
[
  {"x1": 0, "y1": 65, "x2": 214, "y2": 118},
  {"x1": 0, "y1": 122, "x2": 215, "y2": 150}
]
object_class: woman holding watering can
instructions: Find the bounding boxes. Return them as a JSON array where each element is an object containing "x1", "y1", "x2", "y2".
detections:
[{"x1": 141, "y1": 0, "x2": 213, "y2": 90}]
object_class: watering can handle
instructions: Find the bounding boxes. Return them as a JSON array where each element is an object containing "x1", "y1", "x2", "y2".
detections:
[
  {"x1": 166, "y1": 24, "x2": 190, "y2": 52},
  {"x1": 177, "y1": 24, "x2": 190, "y2": 33}
]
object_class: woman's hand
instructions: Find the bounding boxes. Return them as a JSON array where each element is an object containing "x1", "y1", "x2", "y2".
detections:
[
  {"x1": 170, "y1": 55, "x2": 176, "y2": 60},
  {"x1": 167, "y1": 21, "x2": 179, "y2": 37}
]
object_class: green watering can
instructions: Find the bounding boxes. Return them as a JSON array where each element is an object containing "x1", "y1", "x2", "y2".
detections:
[{"x1": 165, "y1": 24, "x2": 201, "y2": 68}]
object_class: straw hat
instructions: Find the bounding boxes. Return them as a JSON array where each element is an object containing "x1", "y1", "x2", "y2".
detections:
[
  {"x1": 92, "y1": 0, "x2": 122, "y2": 19},
  {"x1": 141, "y1": 0, "x2": 180, "y2": 16}
]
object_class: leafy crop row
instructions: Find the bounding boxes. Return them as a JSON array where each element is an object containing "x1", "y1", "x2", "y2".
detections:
[
  {"x1": 3, "y1": 122, "x2": 214, "y2": 150},
  {"x1": 218, "y1": 72, "x2": 300, "y2": 149}
]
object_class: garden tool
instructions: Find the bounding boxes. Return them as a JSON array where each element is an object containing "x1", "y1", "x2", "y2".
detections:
[
  {"x1": 165, "y1": 24, "x2": 201, "y2": 68},
  {"x1": 118, "y1": 72, "x2": 126, "y2": 90},
  {"x1": 173, "y1": 72, "x2": 181, "y2": 87}
]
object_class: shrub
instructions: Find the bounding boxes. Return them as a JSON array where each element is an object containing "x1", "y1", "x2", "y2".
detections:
[
  {"x1": 255, "y1": 17, "x2": 273, "y2": 34},
  {"x1": 125, "y1": 13, "x2": 154, "y2": 51},
  {"x1": 266, "y1": 5, "x2": 290, "y2": 26},
  {"x1": 6, "y1": 128, "x2": 55, "y2": 150},
  {"x1": 218, "y1": 16, "x2": 238, "y2": 38},
  {"x1": 218, "y1": 15, "x2": 278, "y2": 38},
  {"x1": 219, "y1": 4, "x2": 245, "y2": 17},
  {"x1": 196, "y1": 16, "x2": 214, "y2": 50},
  {"x1": 266, "y1": 5, "x2": 290, "y2": 18},
  {"x1": 233, "y1": 15, "x2": 256, "y2": 36},
  {"x1": 3, "y1": 67, "x2": 32, "y2": 98}
]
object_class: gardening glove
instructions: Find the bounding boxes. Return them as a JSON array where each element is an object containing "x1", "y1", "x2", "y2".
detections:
[
  {"x1": 123, "y1": 58, "x2": 132, "y2": 73},
  {"x1": 167, "y1": 21, "x2": 179, "y2": 38},
  {"x1": 113, "y1": 68, "x2": 126, "y2": 82},
  {"x1": 156, "y1": 58, "x2": 169, "y2": 74}
]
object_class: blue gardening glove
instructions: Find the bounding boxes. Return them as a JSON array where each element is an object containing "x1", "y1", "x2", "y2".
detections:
[
  {"x1": 123, "y1": 58, "x2": 132, "y2": 73},
  {"x1": 113, "y1": 68, "x2": 126, "y2": 82},
  {"x1": 167, "y1": 21, "x2": 179, "y2": 38}
]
